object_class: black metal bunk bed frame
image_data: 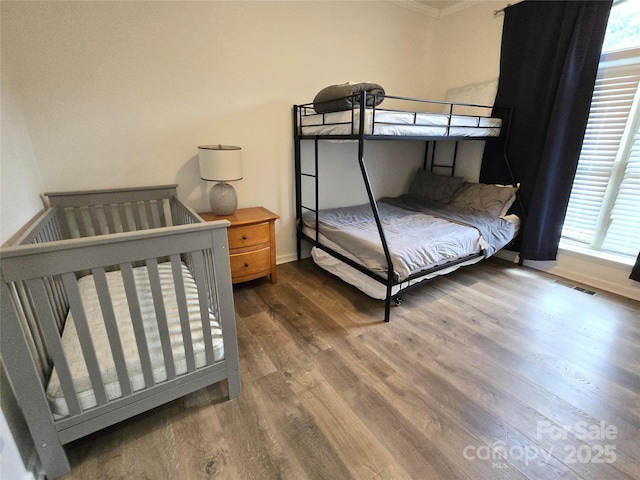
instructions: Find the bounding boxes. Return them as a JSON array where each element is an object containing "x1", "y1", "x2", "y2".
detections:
[{"x1": 293, "y1": 91, "x2": 515, "y2": 322}]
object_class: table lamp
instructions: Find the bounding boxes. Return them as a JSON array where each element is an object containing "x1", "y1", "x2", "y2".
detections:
[{"x1": 198, "y1": 144, "x2": 243, "y2": 215}]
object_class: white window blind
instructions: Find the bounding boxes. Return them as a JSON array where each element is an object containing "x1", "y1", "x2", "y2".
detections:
[
  {"x1": 562, "y1": 57, "x2": 640, "y2": 259},
  {"x1": 601, "y1": 115, "x2": 640, "y2": 255}
]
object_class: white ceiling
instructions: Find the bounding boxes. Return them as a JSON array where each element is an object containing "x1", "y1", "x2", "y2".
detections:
[
  {"x1": 416, "y1": 0, "x2": 465, "y2": 9},
  {"x1": 395, "y1": 0, "x2": 476, "y2": 18}
]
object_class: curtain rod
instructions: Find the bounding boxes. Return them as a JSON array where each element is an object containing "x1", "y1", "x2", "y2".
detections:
[{"x1": 494, "y1": 4, "x2": 512, "y2": 16}]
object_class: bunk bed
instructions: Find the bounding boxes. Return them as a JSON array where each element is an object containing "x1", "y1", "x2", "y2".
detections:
[{"x1": 294, "y1": 87, "x2": 520, "y2": 322}]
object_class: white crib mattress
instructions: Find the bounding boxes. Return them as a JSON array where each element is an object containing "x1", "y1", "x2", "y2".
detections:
[
  {"x1": 46, "y1": 262, "x2": 225, "y2": 418},
  {"x1": 299, "y1": 109, "x2": 502, "y2": 137}
]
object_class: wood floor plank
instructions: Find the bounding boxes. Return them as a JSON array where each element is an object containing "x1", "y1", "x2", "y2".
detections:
[
  {"x1": 235, "y1": 314, "x2": 278, "y2": 383},
  {"x1": 356, "y1": 325, "x2": 570, "y2": 480},
  {"x1": 213, "y1": 383, "x2": 301, "y2": 480},
  {"x1": 158, "y1": 384, "x2": 245, "y2": 479},
  {"x1": 254, "y1": 370, "x2": 354, "y2": 480},
  {"x1": 60, "y1": 258, "x2": 640, "y2": 480},
  {"x1": 397, "y1": 314, "x2": 635, "y2": 480},
  {"x1": 460, "y1": 332, "x2": 640, "y2": 478},
  {"x1": 294, "y1": 366, "x2": 402, "y2": 479}
]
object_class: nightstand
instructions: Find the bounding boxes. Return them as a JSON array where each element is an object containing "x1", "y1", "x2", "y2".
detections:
[{"x1": 200, "y1": 207, "x2": 279, "y2": 284}]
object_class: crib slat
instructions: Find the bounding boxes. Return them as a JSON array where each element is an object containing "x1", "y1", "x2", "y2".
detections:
[
  {"x1": 98, "y1": 205, "x2": 111, "y2": 235},
  {"x1": 118, "y1": 204, "x2": 130, "y2": 232},
  {"x1": 53, "y1": 275, "x2": 68, "y2": 328},
  {"x1": 42, "y1": 276, "x2": 65, "y2": 331},
  {"x1": 171, "y1": 255, "x2": 196, "y2": 372},
  {"x1": 43, "y1": 221, "x2": 56, "y2": 242},
  {"x1": 153, "y1": 199, "x2": 162, "y2": 227},
  {"x1": 12, "y1": 282, "x2": 48, "y2": 382},
  {"x1": 144, "y1": 201, "x2": 155, "y2": 229},
  {"x1": 62, "y1": 273, "x2": 109, "y2": 407},
  {"x1": 120, "y1": 263, "x2": 155, "y2": 387},
  {"x1": 91, "y1": 268, "x2": 133, "y2": 397},
  {"x1": 155, "y1": 199, "x2": 166, "y2": 227},
  {"x1": 88, "y1": 206, "x2": 102, "y2": 235},
  {"x1": 25, "y1": 278, "x2": 83, "y2": 416},
  {"x1": 146, "y1": 259, "x2": 176, "y2": 380},
  {"x1": 104, "y1": 204, "x2": 117, "y2": 234},
  {"x1": 131, "y1": 202, "x2": 143, "y2": 231},
  {"x1": 69, "y1": 207, "x2": 84, "y2": 238},
  {"x1": 148, "y1": 201, "x2": 156, "y2": 228},
  {"x1": 191, "y1": 250, "x2": 215, "y2": 364},
  {"x1": 75, "y1": 207, "x2": 92, "y2": 238},
  {"x1": 203, "y1": 249, "x2": 219, "y2": 318}
]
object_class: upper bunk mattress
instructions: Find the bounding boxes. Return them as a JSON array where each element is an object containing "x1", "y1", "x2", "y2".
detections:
[
  {"x1": 299, "y1": 109, "x2": 502, "y2": 137},
  {"x1": 302, "y1": 199, "x2": 518, "y2": 282},
  {"x1": 46, "y1": 262, "x2": 225, "y2": 418}
]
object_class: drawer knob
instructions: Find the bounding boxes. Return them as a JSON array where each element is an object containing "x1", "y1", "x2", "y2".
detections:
[
  {"x1": 244, "y1": 263, "x2": 249, "y2": 268},
  {"x1": 242, "y1": 235, "x2": 248, "y2": 240}
]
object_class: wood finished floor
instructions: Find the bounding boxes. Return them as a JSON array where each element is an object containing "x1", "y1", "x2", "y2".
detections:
[{"x1": 62, "y1": 257, "x2": 640, "y2": 480}]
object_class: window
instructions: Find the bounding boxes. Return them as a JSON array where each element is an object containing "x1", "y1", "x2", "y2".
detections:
[{"x1": 561, "y1": 0, "x2": 640, "y2": 260}]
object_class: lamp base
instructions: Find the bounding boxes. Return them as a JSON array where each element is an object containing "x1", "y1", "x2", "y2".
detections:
[{"x1": 209, "y1": 182, "x2": 238, "y2": 216}]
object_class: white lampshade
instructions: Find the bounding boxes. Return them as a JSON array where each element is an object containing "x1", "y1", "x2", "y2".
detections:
[
  {"x1": 198, "y1": 145, "x2": 243, "y2": 182},
  {"x1": 198, "y1": 144, "x2": 243, "y2": 215}
]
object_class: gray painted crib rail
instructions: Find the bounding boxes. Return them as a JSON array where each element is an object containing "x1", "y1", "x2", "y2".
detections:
[{"x1": 0, "y1": 185, "x2": 241, "y2": 479}]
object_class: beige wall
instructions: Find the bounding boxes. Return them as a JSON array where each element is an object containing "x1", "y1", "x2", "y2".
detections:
[
  {"x1": 1, "y1": 0, "x2": 435, "y2": 260},
  {"x1": 1, "y1": 0, "x2": 516, "y2": 259},
  {"x1": 0, "y1": 79, "x2": 46, "y2": 245},
  {"x1": 432, "y1": 1, "x2": 507, "y2": 94}
]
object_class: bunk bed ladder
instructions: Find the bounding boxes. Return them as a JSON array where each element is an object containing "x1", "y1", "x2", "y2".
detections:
[
  {"x1": 294, "y1": 106, "x2": 322, "y2": 259},
  {"x1": 428, "y1": 141, "x2": 459, "y2": 177},
  {"x1": 294, "y1": 100, "x2": 400, "y2": 322}
]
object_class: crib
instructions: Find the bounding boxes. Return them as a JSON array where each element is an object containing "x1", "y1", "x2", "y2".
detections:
[{"x1": 0, "y1": 185, "x2": 241, "y2": 479}]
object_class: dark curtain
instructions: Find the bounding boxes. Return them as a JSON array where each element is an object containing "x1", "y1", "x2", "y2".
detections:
[
  {"x1": 481, "y1": 0, "x2": 612, "y2": 261},
  {"x1": 631, "y1": 253, "x2": 640, "y2": 282}
]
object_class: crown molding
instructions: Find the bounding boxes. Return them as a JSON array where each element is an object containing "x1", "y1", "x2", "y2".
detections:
[
  {"x1": 385, "y1": 1, "x2": 440, "y2": 18},
  {"x1": 386, "y1": 1, "x2": 480, "y2": 19},
  {"x1": 438, "y1": 1, "x2": 480, "y2": 17}
]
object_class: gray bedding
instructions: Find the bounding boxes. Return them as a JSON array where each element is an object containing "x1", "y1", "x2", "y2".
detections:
[
  {"x1": 302, "y1": 196, "x2": 516, "y2": 282},
  {"x1": 384, "y1": 194, "x2": 516, "y2": 257},
  {"x1": 313, "y1": 82, "x2": 385, "y2": 113}
]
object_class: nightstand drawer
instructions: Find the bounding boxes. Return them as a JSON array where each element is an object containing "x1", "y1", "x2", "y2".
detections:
[
  {"x1": 229, "y1": 247, "x2": 271, "y2": 282},
  {"x1": 228, "y1": 223, "x2": 270, "y2": 250}
]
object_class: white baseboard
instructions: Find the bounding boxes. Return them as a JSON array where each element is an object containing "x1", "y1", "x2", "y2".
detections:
[
  {"x1": 495, "y1": 249, "x2": 640, "y2": 301},
  {"x1": 276, "y1": 252, "x2": 300, "y2": 265},
  {"x1": 529, "y1": 263, "x2": 640, "y2": 301},
  {"x1": 494, "y1": 249, "x2": 519, "y2": 263}
]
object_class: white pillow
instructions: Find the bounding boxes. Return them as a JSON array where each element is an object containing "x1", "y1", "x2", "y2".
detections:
[{"x1": 444, "y1": 79, "x2": 498, "y2": 116}]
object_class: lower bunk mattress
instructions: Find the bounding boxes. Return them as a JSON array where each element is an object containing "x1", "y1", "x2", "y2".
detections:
[
  {"x1": 302, "y1": 197, "x2": 519, "y2": 299},
  {"x1": 47, "y1": 262, "x2": 225, "y2": 418}
]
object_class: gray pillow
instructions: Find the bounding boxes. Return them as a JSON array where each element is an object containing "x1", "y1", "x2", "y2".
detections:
[
  {"x1": 449, "y1": 182, "x2": 518, "y2": 217},
  {"x1": 408, "y1": 170, "x2": 466, "y2": 204}
]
